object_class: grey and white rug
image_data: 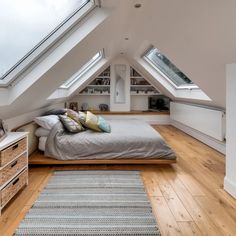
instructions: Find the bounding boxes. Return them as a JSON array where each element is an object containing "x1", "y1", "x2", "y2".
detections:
[{"x1": 15, "y1": 170, "x2": 161, "y2": 235}]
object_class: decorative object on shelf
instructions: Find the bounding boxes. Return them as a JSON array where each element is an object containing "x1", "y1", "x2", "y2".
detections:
[
  {"x1": 81, "y1": 103, "x2": 89, "y2": 111},
  {"x1": 0, "y1": 119, "x2": 7, "y2": 142},
  {"x1": 131, "y1": 78, "x2": 137, "y2": 85},
  {"x1": 69, "y1": 102, "x2": 78, "y2": 112},
  {"x1": 99, "y1": 104, "x2": 109, "y2": 111}
]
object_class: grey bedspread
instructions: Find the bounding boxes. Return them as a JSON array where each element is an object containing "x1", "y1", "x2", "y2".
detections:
[{"x1": 45, "y1": 119, "x2": 176, "y2": 160}]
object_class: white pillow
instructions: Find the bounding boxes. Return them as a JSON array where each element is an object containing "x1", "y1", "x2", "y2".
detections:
[
  {"x1": 35, "y1": 127, "x2": 50, "y2": 137},
  {"x1": 34, "y1": 115, "x2": 59, "y2": 130}
]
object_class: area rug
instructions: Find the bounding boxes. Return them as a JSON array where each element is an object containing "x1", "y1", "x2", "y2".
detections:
[{"x1": 15, "y1": 170, "x2": 161, "y2": 235}]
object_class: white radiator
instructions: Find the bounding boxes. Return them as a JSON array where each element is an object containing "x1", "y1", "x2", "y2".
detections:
[{"x1": 170, "y1": 102, "x2": 225, "y2": 141}]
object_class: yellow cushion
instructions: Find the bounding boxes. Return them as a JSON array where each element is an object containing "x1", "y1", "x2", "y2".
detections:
[{"x1": 85, "y1": 111, "x2": 102, "y2": 132}]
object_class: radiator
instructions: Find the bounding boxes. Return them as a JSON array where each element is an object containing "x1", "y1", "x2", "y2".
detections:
[{"x1": 170, "y1": 102, "x2": 225, "y2": 141}]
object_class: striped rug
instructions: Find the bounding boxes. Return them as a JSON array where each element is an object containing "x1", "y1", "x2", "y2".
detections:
[{"x1": 15, "y1": 170, "x2": 161, "y2": 236}]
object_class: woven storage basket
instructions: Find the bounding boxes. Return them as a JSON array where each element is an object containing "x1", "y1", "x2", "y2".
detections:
[
  {"x1": 0, "y1": 169, "x2": 28, "y2": 207},
  {"x1": 0, "y1": 138, "x2": 27, "y2": 167},
  {"x1": 0, "y1": 154, "x2": 27, "y2": 186}
]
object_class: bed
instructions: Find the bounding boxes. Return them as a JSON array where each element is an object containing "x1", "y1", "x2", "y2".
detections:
[{"x1": 16, "y1": 118, "x2": 176, "y2": 165}]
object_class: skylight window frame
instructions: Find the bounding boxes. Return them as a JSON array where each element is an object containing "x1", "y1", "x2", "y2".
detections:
[
  {"x1": 0, "y1": 0, "x2": 96, "y2": 88},
  {"x1": 143, "y1": 46, "x2": 198, "y2": 90},
  {"x1": 60, "y1": 50, "x2": 104, "y2": 89}
]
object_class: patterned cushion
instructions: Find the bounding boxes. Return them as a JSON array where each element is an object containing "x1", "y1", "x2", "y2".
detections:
[
  {"x1": 97, "y1": 116, "x2": 111, "y2": 133},
  {"x1": 67, "y1": 109, "x2": 86, "y2": 127},
  {"x1": 85, "y1": 111, "x2": 102, "y2": 132},
  {"x1": 59, "y1": 115, "x2": 84, "y2": 133}
]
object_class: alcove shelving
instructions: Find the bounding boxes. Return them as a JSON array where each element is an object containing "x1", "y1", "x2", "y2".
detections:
[
  {"x1": 79, "y1": 67, "x2": 111, "y2": 96},
  {"x1": 130, "y1": 67, "x2": 160, "y2": 96}
]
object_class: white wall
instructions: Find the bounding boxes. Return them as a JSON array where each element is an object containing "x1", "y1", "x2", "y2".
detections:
[
  {"x1": 5, "y1": 103, "x2": 63, "y2": 130},
  {"x1": 224, "y1": 64, "x2": 236, "y2": 198}
]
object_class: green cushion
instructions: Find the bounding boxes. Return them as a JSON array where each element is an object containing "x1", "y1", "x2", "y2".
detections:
[
  {"x1": 59, "y1": 115, "x2": 84, "y2": 133},
  {"x1": 97, "y1": 116, "x2": 111, "y2": 133}
]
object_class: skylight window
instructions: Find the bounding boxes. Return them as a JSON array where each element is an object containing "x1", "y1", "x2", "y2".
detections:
[
  {"x1": 60, "y1": 51, "x2": 103, "y2": 88},
  {"x1": 144, "y1": 47, "x2": 197, "y2": 89},
  {"x1": 0, "y1": 0, "x2": 94, "y2": 85}
]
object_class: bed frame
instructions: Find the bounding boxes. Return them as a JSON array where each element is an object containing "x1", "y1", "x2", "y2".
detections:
[{"x1": 29, "y1": 151, "x2": 176, "y2": 165}]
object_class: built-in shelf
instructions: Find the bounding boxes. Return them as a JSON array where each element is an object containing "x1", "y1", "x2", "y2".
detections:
[
  {"x1": 130, "y1": 93, "x2": 160, "y2": 96},
  {"x1": 96, "y1": 76, "x2": 110, "y2": 79},
  {"x1": 79, "y1": 93, "x2": 110, "y2": 96},
  {"x1": 130, "y1": 85, "x2": 153, "y2": 87},
  {"x1": 79, "y1": 66, "x2": 111, "y2": 96},
  {"x1": 130, "y1": 76, "x2": 143, "y2": 79},
  {"x1": 87, "y1": 85, "x2": 110, "y2": 87},
  {"x1": 130, "y1": 67, "x2": 159, "y2": 97}
]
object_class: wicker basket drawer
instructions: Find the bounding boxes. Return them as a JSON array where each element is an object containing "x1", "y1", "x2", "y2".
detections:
[
  {"x1": 0, "y1": 169, "x2": 28, "y2": 207},
  {"x1": 0, "y1": 154, "x2": 27, "y2": 187},
  {"x1": 0, "y1": 138, "x2": 27, "y2": 167}
]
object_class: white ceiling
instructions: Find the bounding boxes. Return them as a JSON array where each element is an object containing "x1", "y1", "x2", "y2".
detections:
[{"x1": 1, "y1": 0, "x2": 236, "y2": 119}]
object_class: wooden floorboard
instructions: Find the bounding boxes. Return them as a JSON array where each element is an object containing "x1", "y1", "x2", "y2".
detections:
[{"x1": 0, "y1": 125, "x2": 235, "y2": 236}]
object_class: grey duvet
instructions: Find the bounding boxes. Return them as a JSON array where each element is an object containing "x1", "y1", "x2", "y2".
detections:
[{"x1": 45, "y1": 118, "x2": 176, "y2": 160}]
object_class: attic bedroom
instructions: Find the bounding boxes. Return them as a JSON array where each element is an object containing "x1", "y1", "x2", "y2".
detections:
[{"x1": 0, "y1": 0, "x2": 235, "y2": 235}]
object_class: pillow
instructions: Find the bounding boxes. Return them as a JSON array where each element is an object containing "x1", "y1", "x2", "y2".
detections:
[
  {"x1": 43, "y1": 108, "x2": 67, "y2": 116},
  {"x1": 67, "y1": 109, "x2": 86, "y2": 126},
  {"x1": 59, "y1": 115, "x2": 84, "y2": 133},
  {"x1": 34, "y1": 115, "x2": 59, "y2": 130},
  {"x1": 85, "y1": 111, "x2": 102, "y2": 132},
  {"x1": 97, "y1": 116, "x2": 111, "y2": 133},
  {"x1": 35, "y1": 127, "x2": 50, "y2": 137},
  {"x1": 16, "y1": 122, "x2": 39, "y2": 156}
]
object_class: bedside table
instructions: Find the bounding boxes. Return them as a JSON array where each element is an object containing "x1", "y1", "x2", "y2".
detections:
[{"x1": 0, "y1": 132, "x2": 28, "y2": 216}]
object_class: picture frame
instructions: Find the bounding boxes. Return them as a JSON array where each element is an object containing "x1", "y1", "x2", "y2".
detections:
[
  {"x1": 69, "y1": 102, "x2": 78, "y2": 112},
  {"x1": 0, "y1": 119, "x2": 7, "y2": 142}
]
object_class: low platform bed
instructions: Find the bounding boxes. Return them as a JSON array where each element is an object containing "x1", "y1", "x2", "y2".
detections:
[
  {"x1": 17, "y1": 117, "x2": 176, "y2": 165},
  {"x1": 29, "y1": 151, "x2": 176, "y2": 165}
]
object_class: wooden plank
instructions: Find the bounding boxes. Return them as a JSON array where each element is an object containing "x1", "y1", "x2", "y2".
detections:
[
  {"x1": 154, "y1": 171, "x2": 193, "y2": 222},
  {"x1": 150, "y1": 196, "x2": 183, "y2": 236},
  {"x1": 166, "y1": 172, "x2": 224, "y2": 236},
  {"x1": 141, "y1": 171, "x2": 163, "y2": 197},
  {"x1": 178, "y1": 222, "x2": 203, "y2": 236},
  {"x1": 195, "y1": 196, "x2": 236, "y2": 236},
  {"x1": 175, "y1": 171, "x2": 206, "y2": 196}
]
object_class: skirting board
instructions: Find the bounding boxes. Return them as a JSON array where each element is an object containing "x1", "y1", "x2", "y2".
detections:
[
  {"x1": 171, "y1": 119, "x2": 226, "y2": 155},
  {"x1": 224, "y1": 177, "x2": 236, "y2": 199}
]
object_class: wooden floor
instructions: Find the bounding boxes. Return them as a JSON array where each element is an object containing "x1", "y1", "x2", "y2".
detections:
[{"x1": 1, "y1": 125, "x2": 236, "y2": 236}]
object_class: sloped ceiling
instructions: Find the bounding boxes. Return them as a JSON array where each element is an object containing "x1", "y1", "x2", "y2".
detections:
[{"x1": 1, "y1": 0, "x2": 236, "y2": 119}]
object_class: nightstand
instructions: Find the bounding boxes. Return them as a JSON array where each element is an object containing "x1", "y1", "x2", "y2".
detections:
[{"x1": 0, "y1": 132, "x2": 28, "y2": 216}]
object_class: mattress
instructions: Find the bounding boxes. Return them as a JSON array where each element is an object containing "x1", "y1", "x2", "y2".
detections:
[
  {"x1": 45, "y1": 119, "x2": 176, "y2": 160},
  {"x1": 38, "y1": 136, "x2": 47, "y2": 151}
]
